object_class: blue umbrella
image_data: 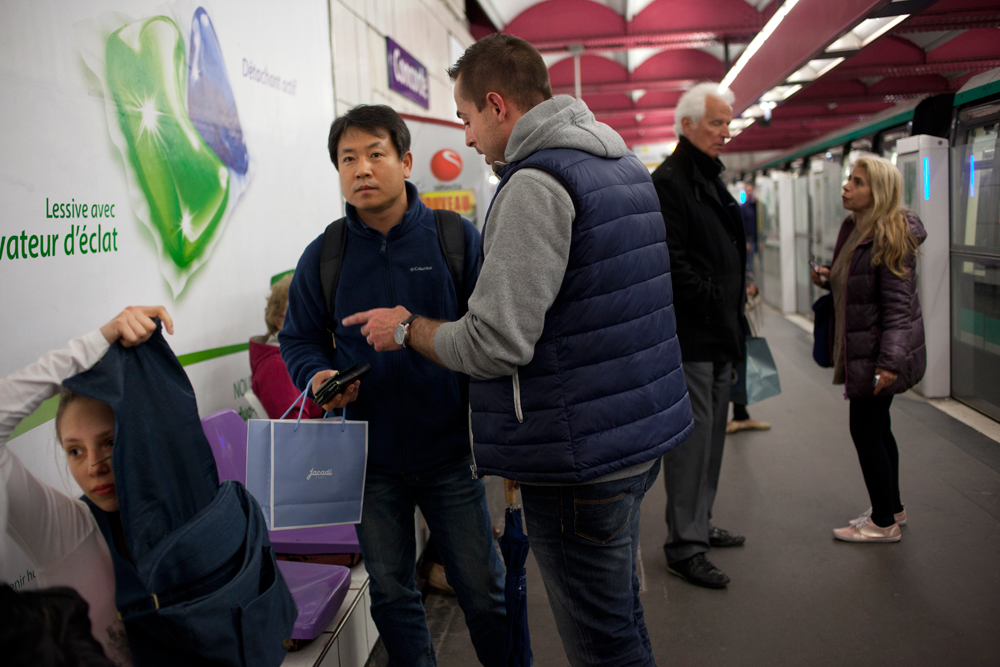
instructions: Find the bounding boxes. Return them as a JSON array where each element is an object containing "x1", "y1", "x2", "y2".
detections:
[{"x1": 498, "y1": 484, "x2": 532, "y2": 667}]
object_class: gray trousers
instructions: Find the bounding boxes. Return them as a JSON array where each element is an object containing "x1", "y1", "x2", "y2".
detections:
[{"x1": 662, "y1": 361, "x2": 731, "y2": 564}]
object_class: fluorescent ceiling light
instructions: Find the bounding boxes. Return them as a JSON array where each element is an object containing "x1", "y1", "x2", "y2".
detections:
[
  {"x1": 721, "y1": 0, "x2": 801, "y2": 89},
  {"x1": 729, "y1": 117, "x2": 756, "y2": 137},
  {"x1": 786, "y1": 57, "x2": 845, "y2": 83},
  {"x1": 825, "y1": 15, "x2": 910, "y2": 53},
  {"x1": 760, "y1": 84, "x2": 802, "y2": 103}
]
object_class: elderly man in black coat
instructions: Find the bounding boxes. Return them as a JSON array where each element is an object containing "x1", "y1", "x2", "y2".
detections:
[{"x1": 651, "y1": 82, "x2": 747, "y2": 589}]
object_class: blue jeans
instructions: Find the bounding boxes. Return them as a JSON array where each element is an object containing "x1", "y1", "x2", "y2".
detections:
[
  {"x1": 519, "y1": 460, "x2": 661, "y2": 667},
  {"x1": 355, "y1": 455, "x2": 506, "y2": 667}
]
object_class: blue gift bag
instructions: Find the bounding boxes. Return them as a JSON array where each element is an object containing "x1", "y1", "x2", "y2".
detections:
[{"x1": 246, "y1": 389, "x2": 368, "y2": 530}]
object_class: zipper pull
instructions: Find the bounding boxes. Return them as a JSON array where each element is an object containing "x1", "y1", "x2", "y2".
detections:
[
  {"x1": 470, "y1": 463, "x2": 477, "y2": 479},
  {"x1": 381, "y1": 238, "x2": 387, "y2": 254}
]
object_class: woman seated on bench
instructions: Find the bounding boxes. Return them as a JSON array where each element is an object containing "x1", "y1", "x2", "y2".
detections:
[{"x1": 1, "y1": 306, "x2": 172, "y2": 666}]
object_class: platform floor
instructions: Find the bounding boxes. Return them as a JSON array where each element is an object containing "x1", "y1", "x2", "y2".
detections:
[{"x1": 425, "y1": 308, "x2": 1000, "y2": 667}]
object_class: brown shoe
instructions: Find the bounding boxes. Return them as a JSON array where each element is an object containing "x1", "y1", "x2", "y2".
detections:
[
  {"x1": 833, "y1": 517, "x2": 901, "y2": 543},
  {"x1": 726, "y1": 418, "x2": 771, "y2": 434},
  {"x1": 426, "y1": 563, "x2": 455, "y2": 595}
]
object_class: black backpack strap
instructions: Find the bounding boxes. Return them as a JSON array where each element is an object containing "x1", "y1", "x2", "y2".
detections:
[
  {"x1": 433, "y1": 209, "x2": 467, "y2": 315},
  {"x1": 319, "y1": 217, "x2": 348, "y2": 334}
]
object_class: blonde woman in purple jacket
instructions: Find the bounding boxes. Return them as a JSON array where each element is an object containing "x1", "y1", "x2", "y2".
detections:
[{"x1": 812, "y1": 155, "x2": 926, "y2": 544}]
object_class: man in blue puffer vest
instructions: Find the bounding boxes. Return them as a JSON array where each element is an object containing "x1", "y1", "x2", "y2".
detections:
[
  {"x1": 280, "y1": 105, "x2": 507, "y2": 667},
  {"x1": 346, "y1": 36, "x2": 693, "y2": 667}
]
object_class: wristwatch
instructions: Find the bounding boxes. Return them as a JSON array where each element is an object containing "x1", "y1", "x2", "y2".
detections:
[{"x1": 394, "y1": 315, "x2": 418, "y2": 348}]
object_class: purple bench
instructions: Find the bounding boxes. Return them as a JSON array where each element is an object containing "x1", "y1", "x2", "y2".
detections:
[
  {"x1": 276, "y1": 560, "x2": 351, "y2": 640},
  {"x1": 202, "y1": 409, "x2": 357, "y2": 639}
]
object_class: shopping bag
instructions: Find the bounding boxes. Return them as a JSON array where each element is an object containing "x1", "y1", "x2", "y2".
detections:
[
  {"x1": 744, "y1": 337, "x2": 782, "y2": 405},
  {"x1": 246, "y1": 388, "x2": 368, "y2": 530},
  {"x1": 731, "y1": 335, "x2": 782, "y2": 406}
]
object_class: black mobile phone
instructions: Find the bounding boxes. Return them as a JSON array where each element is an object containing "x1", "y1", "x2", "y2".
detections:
[{"x1": 315, "y1": 363, "x2": 372, "y2": 406}]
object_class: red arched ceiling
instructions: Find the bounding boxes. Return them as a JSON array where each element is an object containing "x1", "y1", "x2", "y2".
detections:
[
  {"x1": 548, "y1": 54, "x2": 628, "y2": 86},
  {"x1": 868, "y1": 74, "x2": 952, "y2": 95},
  {"x1": 632, "y1": 49, "x2": 725, "y2": 82},
  {"x1": 583, "y1": 92, "x2": 634, "y2": 111},
  {"x1": 636, "y1": 90, "x2": 684, "y2": 109},
  {"x1": 927, "y1": 28, "x2": 1000, "y2": 62},
  {"x1": 923, "y1": 0, "x2": 1000, "y2": 11},
  {"x1": 504, "y1": 0, "x2": 625, "y2": 42},
  {"x1": 494, "y1": 0, "x2": 1000, "y2": 154},
  {"x1": 631, "y1": 0, "x2": 765, "y2": 34},
  {"x1": 847, "y1": 36, "x2": 926, "y2": 68}
]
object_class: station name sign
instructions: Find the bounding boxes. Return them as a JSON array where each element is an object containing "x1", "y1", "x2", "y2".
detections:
[{"x1": 386, "y1": 37, "x2": 429, "y2": 109}]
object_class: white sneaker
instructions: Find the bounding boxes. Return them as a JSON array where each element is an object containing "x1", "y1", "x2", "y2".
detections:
[{"x1": 849, "y1": 506, "x2": 907, "y2": 526}]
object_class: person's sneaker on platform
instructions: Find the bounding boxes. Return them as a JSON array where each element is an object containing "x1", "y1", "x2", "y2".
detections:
[
  {"x1": 849, "y1": 506, "x2": 906, "y2": 526},
  {"x1": 726, "y1": 417, "x2": 771, "y2": 434},
  {"x1": 832, "y1": 516, "x2": 901, "y2": 543},
  {"x1": 667, "y1": 552, "x2": 730, "y2": 588}
]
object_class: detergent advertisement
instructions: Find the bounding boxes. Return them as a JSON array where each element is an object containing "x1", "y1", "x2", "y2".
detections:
[{"x1": 0, "y1": 0, "x2": 337, "y2": 587}]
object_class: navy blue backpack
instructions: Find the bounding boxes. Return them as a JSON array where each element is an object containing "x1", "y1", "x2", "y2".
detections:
[{"x1": 64, "y1": 323, "x2": 296, "y2": 666}]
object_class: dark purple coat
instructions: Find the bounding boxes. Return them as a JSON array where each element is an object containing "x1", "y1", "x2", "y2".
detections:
[{"x1": 829, "y1": 211, "x2": 927, "y2": 399}]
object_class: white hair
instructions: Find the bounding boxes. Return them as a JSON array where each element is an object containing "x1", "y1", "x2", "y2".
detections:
[{"x1": 675, "y1": 82, "x2": 735, "y2": 138}]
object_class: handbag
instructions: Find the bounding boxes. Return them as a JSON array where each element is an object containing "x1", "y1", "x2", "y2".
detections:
[
  {"x1": 246, "y1": 388, "x2": 368, "y2": 530},
  {"x1": 812, "y1": 294, "x2": 832, "y2": 367},
  {"x1": 731, "y1": 314, "x2": 782, "y2": 406}
]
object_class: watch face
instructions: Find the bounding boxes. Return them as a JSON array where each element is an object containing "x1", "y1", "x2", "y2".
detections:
[{"x1": 394, "y1": 323, "x2": 406, "y2": 346}]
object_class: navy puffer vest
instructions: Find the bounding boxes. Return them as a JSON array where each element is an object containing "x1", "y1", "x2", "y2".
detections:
[{"x1": 471, "y1": 148, "x2": 694, "y2": 483}]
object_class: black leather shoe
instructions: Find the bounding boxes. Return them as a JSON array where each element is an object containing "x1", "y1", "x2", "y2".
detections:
[
  {"x1": 666, "y1": 553, "x2": 730, "y2": 588},
  {"x1": 709, "y1": 527, "x2": 746, "y2": 548}
]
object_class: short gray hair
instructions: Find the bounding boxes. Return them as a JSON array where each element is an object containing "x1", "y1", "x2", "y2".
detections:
[{"x1": 675, "y1": 82, "x2": 735, "y2": 138}]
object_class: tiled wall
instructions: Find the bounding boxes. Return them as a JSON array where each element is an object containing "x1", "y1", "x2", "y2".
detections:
[{"x1": 328, "y1": 0, "x2": 474, "y2": 123}]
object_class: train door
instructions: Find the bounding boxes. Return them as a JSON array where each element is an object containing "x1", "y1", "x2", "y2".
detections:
[
  {"x1": 950, "y1": 97, "x2": 1000, "y2": 420},
  {"x1": 897, "y1": 135, "x2": 950, "y2": 398}
]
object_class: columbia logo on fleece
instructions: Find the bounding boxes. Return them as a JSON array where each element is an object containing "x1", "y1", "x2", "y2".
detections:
[{"x1": 409, "y1": 266, "x2": 432, "y2": 272}]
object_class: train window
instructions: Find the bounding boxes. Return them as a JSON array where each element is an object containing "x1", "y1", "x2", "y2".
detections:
[{"x1": 951, "y1": 122, "x2": 999, "y2": 251}]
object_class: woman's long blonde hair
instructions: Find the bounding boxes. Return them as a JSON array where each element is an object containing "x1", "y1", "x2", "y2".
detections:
[{"x1": 852, "y1": 155, "x2": 919, "y2": 277}]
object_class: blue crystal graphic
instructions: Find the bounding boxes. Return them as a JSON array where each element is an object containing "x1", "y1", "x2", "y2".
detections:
[{"x1": 187, "y1": 7, "x2": 248, "y2": 174}]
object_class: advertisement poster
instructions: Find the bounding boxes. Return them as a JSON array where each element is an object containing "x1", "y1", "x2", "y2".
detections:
[
  {"x1": 0, "y1": 0, "x2": 337, "y2": 586},
  {"x1": 402, "y1": 114, "x2": 495, "y2": 229}
]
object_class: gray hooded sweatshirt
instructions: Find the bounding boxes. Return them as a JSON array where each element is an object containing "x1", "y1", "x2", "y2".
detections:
[{"x1": 434, "y1": 95, "x2": 628, "y2": 378}]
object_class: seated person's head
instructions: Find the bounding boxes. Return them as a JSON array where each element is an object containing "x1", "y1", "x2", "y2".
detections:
[
  {"x1": 266, "y1": 274, "x2": 293, "y2": 337},
  {"x1": 56, "y1": 389, "x2": 117, "y2": 512},
  {"x1": 327, "y1": 105, "x2": 413, "y2": 217}
]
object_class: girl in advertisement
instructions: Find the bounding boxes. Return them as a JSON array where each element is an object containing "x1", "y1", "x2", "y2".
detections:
[
  {"x1": 1, "y1": 306, "x2": 173, "y2": 665},
  {"x1": 811, "y1": 155, "x2": 926, "y2": 543}
]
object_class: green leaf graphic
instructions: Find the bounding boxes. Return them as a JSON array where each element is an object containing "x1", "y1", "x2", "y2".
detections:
[{"x1": 106, "y1": 16, "x2": 228, "y2": 269}]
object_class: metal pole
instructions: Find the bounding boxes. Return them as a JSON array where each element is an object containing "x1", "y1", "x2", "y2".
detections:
[{"x1": 569, "y1": 44, "x2": 584, "y2": 99}]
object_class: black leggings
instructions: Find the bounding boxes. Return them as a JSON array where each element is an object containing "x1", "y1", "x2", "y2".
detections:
[{"x1": 849, "y1": 396, "x2": 904, "y2": 527}]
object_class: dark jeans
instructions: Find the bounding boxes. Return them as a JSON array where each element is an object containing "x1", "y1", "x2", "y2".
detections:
[
  {"x1": 732, "y1": 403, "x2": 750, "y2": 421},
  {"x1": 849, "y1": 396, "x2": 904, "y2": 527},
  {"x1": 355, "y1": 456, "x2": 507, "y2": 667},
  {"x1": 520, "y1": 459, "x2": 661, "y2": 667}
]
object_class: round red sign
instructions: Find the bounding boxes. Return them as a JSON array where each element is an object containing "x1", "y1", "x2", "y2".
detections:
[{"x1": 430, "y1": 149, "x2": 463, "y2": 182}]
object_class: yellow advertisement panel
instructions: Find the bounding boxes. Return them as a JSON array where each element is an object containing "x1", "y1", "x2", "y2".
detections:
[{"x1": 419, "y1": 190, "x2": 477, "y2": 218}]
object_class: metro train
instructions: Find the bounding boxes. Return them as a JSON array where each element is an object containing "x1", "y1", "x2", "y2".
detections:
[{"x1": 737, "y1": 67, "x2": 1000, "y2": 420}]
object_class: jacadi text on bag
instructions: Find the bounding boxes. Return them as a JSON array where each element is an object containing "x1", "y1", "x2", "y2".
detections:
[{"x1": 307, "y1": 468, "x2": 333, "y2": 480}]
